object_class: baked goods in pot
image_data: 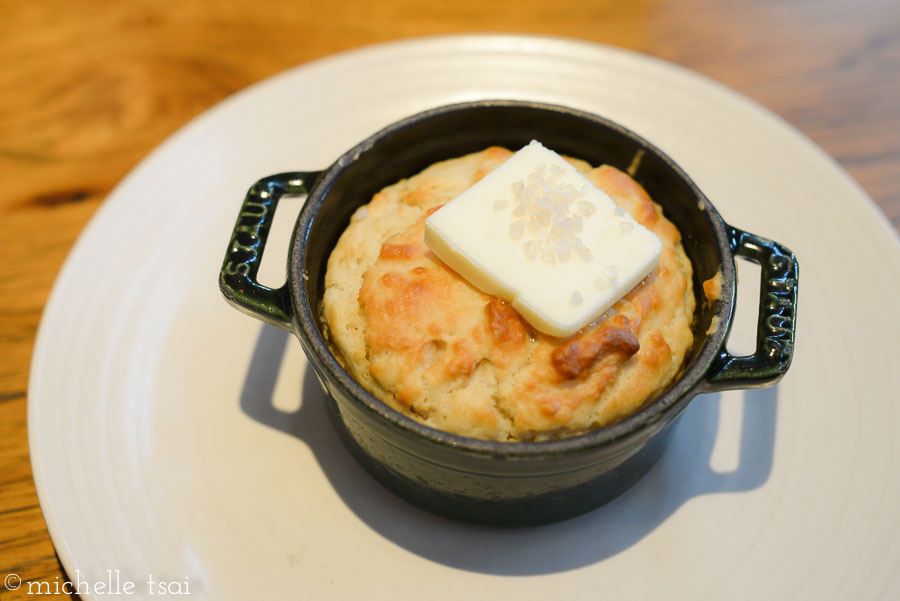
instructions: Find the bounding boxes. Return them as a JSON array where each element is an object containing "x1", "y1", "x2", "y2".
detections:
[{"x1": 323, "y1": 147, "x2": 695, "y2": 441}]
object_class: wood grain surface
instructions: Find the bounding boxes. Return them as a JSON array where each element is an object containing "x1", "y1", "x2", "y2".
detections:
[{"x1": 1, "y1": 0, "x2": 898, "y2": 597}]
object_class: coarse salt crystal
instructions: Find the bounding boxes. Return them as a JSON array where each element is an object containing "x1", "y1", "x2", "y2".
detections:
[
  {"x1": 511, "y1": 202, "x2": 526, "y2": 217},
  {"x1": 512, "y1": 180, "x2": 524, "y2": 197},
  {"x1": 557, "y1": 238, "x2": 574, "y2": 260},
  {"x1": 577, "y1": 200, "x2": 596, "y2": 217},
  {"x1": 570, "y1": 291, "x2": 583, "y2": 306},
  {"x1": 509, "y1": 220, "x2": 524, "y2": 240},
  {"x1": 575, "y1": 243, "x2": 593, "y2": 262}
]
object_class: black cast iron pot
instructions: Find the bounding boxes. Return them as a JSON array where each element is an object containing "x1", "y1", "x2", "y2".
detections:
[{"x1": 219, "y1": 101, "x2": 798, "y2": 526}]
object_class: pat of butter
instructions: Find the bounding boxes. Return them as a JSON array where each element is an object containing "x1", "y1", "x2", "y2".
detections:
[{"x1": 424, "y1": 140, "x2": 662, "y2": 338}]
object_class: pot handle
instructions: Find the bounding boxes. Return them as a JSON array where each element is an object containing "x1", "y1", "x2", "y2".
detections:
[
  {"x1": 219, "y1": 172, "x2": 322, "y2": 331},
  {"x1": 702, "y1": 225, "x2": 798, "y2": 392}
]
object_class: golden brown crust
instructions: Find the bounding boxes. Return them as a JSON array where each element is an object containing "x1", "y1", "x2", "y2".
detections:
[
  {"x1": 551, "y1": 315, "x2": 640, "y2": 379},
  {"x1": 324, "y1": 147, "x2": 695, "y2": 441},
  {"x1": 703, "y1": 270, "x2": 724, "y2": 304},
  {"x1": 486, "y1": 299, "x2": 528, "y2": 348}
]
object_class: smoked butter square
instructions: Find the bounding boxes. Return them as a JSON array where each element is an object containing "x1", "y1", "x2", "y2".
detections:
[{"x1": 424, "y1": 140, "x2": 662, "y2": 338}]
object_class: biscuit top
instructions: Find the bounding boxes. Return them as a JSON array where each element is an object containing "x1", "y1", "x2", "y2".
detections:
[{"x1": 323, "y1": 147, "x2": 695, "y2": 441}]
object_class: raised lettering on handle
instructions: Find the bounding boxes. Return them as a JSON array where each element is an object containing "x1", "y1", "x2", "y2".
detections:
[
  {"x1": 703, "y1": 226, "x2": 798, "y2": 392},
  {"x1": 219, "y1": 172, "x2": 321, "y2": 330}
]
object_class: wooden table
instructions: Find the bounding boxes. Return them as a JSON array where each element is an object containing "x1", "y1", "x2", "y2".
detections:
[{"x1": 1, "y1": 0, "x2": 898, "y2": 597}]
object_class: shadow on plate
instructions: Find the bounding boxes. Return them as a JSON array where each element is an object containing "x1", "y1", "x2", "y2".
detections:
[{"x1": 240, "y1": 325, "x2": 777, "y2": 575}]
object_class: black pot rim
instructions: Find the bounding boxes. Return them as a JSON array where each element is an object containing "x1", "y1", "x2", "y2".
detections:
[{"x1": 290, "y1": 99, "x2": 735, "y2": 459}]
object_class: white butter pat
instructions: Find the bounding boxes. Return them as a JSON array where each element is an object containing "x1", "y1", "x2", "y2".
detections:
[{"x1": 424, "y1": 140, "x2": 663, "y2": 338}]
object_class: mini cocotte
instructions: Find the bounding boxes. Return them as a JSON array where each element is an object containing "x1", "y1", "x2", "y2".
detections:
[{"x1": 322, "y1": 144, "x2": 695, "y2": 441}]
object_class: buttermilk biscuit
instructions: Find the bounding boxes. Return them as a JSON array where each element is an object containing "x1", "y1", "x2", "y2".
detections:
[{"x1": 323, "y1": 147, "x2": 695, "y2": 441}]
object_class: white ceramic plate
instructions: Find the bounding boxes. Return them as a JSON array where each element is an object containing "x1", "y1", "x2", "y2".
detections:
[{"x1": 29, "y1": 35, "x2": 900, "y2": 601}]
